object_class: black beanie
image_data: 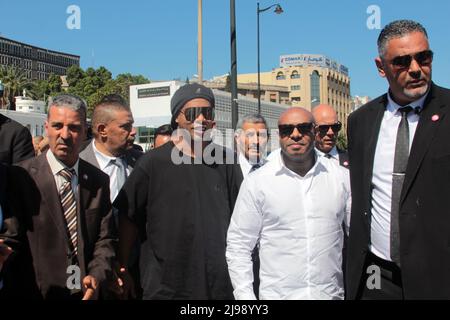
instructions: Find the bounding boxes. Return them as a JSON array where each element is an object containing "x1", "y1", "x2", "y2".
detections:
[{"x1": 170, "y1": 83, "x2": 215, "y2": 129}]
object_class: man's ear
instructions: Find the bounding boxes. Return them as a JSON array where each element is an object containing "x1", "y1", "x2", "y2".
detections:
[
  {"x1": 375, "y1": 57, "x2": 386, "y2": 78},
  {"x1": 97, "y1": 123, "x2": 107, "y2": 138}
]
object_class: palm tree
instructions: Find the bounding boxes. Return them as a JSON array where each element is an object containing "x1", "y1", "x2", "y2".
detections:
[{"x1": 0, "y1": 66, "x2": 30, "y2": 110}]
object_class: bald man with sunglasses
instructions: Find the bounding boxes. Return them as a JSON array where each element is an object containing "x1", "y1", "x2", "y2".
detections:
[
  {"x1": 227, "y1": 107, "x2": 350, "y2": 300},
  {"x1": 312, "y1": 104, "x2": 349, "y2": 168}
]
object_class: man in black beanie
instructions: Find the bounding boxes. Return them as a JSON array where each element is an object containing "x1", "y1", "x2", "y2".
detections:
[{"x1": 115, "y1": 83, "x2": 243, "y2": 299}]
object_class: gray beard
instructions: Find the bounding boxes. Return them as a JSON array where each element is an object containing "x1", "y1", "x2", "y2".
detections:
[{"x1": 403, "y1": 82, "x2": 429, "y2": 100}]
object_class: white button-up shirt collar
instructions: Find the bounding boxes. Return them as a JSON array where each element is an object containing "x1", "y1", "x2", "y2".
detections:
[
  {"x1": 315, "y1": 146, "x2": 339, "y2": 162},
  {"x1": 92, "y1": 140, "x2": 128, "y2": 202},
  {"x1": 227, "y1": 150, "x2": 351, "y2": 300},
  {"x1": 238, "y1": 152, "x2": 266, "y2": 177},
  {"x1": 46, "y1": 149, "x2": 79, "y2": 199}
]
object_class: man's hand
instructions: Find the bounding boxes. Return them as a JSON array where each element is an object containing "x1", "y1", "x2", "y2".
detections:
[
  {"x1": 81, "y1": 275, "x2": 98, "y2": 300},
  {"x1": 117, "y1": 267, "x2": 136, "y2": 300},
  {"x1": 0, "y1": 239, "x2": 13, "y2": 271}
]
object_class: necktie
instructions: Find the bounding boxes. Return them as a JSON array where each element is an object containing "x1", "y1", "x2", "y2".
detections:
[
  {"x1": 390, "y1": 106, "x2": 413, "y2": 266},
  {"x1": 250, "y1": 163, "x2": 261, "y2": 173},
  {"x1": 324, "y1": 153, "x2": 332, "y2": 159},
  {"x1": 59, "y1": 168, "x2": 78, "y2": 257},
  {"x1": 110, "y1": 158, "x2": 127, "y2": 193}
]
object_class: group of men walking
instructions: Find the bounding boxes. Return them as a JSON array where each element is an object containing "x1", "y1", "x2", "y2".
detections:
[{"x1": 1, "y1": 19, "x2": 450, "y2": 300}]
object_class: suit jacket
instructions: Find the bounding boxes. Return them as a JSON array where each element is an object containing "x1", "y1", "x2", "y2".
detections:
[
  {"x1": 79, "y1": 140, "x2": 142, "y2": 172},
  {"x1": 0, "y1": 114, "x2": 34, "y2": 165},
  {"x1": 79, "y1": 140, "x2": 143, "y2": 299},
  {"x1": 346, "y1": 83, "x2": 450, "y2": 299},
  {"x1": 7, "y1": 153, "x2": 116, "y2": 299},
  {"x1": 0, "y1": 164, "x2": 23, "y2": 298},
  {"x1": 337, "y1": 148, "x2": 349, "y2": 168}
]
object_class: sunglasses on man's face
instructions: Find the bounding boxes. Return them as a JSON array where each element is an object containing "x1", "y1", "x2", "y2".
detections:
[
  {"x1": 390, "y1": 50, "x2": 433, "y2": 70},
  {"x1": 181, "y1": 106, "x2": 215, "y2": 122},
  {"x1": 278, "y1": 123, "x2": 313, "y2": 137},
  {"x1": 316, "y1": 122, "x2": 342, "y2": 136}
]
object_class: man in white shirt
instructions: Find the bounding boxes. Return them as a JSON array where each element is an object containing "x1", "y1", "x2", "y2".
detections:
[
  {"x1": 227, "y1": 107, "x2": 351, "y2": 300},
  {"x1": 312, "y1": 104, "x2": 349, "y2": 168},
  {"x1": 235, "y1": 114, "x2": 268, "y2": 177}
]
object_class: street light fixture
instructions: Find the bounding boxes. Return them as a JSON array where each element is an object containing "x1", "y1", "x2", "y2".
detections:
[{"x1": 257, "y1": 2, "x2": 283, "y2": 114}]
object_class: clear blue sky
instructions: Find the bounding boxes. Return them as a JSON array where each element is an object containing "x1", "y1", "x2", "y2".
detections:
[{"x1": 1, "y1": 0, "x2": 449, "y2": 98}]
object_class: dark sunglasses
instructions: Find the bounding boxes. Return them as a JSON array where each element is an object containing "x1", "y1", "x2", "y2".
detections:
[
  {"x1": 181, "y1": 106, "x2": 215, "y2": 122},
  {"x1": 390, "y1": 50, "x2": 433, "y2": 69},
  {"x1": 316, "y1": 122, "x2": 342, "y2": 135},
  {"x1": 278, "y1": 123, "x2": 313, "y2": 137}
]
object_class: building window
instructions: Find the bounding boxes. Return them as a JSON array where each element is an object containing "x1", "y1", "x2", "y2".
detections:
[
  {"x1": 290, "y1": 70, "x2": 300, "y2": 79},
  {"x1": 276, "y1": 72, "x2": 285, "y2": 80},
  {"x1": 310, "y1": 70, "x2": 320, "y2": 107},
  {"x1": 291, "y1": 85, "x2": 300, "y2": 91}
]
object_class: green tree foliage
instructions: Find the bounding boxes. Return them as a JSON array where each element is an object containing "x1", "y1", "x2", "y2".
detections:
[
  {"x1": 4, "y1": 64, "x2": 150, "y2": 116},
  {"x1": 336, "y1": 131, "x2": 348, "y2": 151},
  {"x1": 65, "y1": 67, "x2": 149, "y2": 117},
  {"x1": 0, "y1": 65, "x2": 30, "y2": 109},
  {"x1": 66, "y1": 65, "x2": 84, "y2": 87},
  {"x1": 28, "y1": 73, "x2": 63, "y2": 106}
]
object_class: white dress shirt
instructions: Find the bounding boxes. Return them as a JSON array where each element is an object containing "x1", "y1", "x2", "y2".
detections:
[
  {"x1": 316, "y1": 146, "x2": 339, "y2": 163},
  {"x1": 92, "y1": 141, "x2": 129, "y2": 202},
  {"x1": 46, "y1": 149, "x2": 79, "y2": 199},
  {"x1": 227, "y1": 151, "x2": 351, "y2": 300},
  {"x1": 370, "y1": 92, "x2": 427, "y2": 261},
  {"x1": 238, "y1": 152, "x2": 266, "y2": 178},
  {"x1": 266, "y1": 148, "x2": 281, "y2": 162}
]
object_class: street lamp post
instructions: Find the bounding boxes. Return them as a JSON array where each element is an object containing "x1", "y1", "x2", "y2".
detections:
[
  {"x1": 230, "y1": 0, "x2": 238, "y2": 130},
  {"x1": 257, "y1": 2, "x2": 283, "y2": 114}
]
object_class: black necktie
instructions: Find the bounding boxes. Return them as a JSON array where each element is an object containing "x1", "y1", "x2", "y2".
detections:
[
  {"x1": 250, "y1": 163, "x2": 261, "y2": 173},
  {"x1": 324, "y1": 153, "x2": 332, "y2": 159},
  {"x1": 391, "y1": 106, "x2": 413, "y2": 266}
]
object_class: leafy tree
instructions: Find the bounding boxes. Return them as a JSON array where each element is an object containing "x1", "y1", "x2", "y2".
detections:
[
  {"x1": 23, "y1": 65, "x2": 150, "y2": 117},
  {"x1": 28, "y1": 73, "x2": 63, "y2": 102},
  {"x1": 336, "y1": 131, "x2": 348, "y2": 151},
  {"x1": 47, "y1": 73, "x2": 63, "y2": 95},
  {"x1": 66, "y1": 65, "x2": 84, "y2": 87},
  {"x1": 0, "y1": 65, "x2": 30, "y2": 109}
]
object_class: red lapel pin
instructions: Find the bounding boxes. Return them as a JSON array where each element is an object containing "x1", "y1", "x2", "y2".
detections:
[{"x1": 432, "y1": 114, "x2": 440, "y2": 122}]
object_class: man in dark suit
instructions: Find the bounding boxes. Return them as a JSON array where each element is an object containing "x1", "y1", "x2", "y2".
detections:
[
  {"x1": 312, "y1": 104, "x2": 349, "y2": 168},
  {"x1": 0, "y1": 113, "x2": 34, "y2": 165},
  {"x1": 79, "y1": 94, "x2": 141, "y2": 299},
  {"x1": 346, "y1": 20, "x2": 450, "y2": 299},
  {"x1": 12, "y1": 94, "x2": 116, "y2": 300}
]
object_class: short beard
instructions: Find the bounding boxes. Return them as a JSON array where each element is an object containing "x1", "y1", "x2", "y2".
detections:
[{"x1": 403, "y1": 82, "x2": 429, "y2": 100}]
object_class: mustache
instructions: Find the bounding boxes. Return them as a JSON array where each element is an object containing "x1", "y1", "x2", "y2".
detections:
[{"x1": 56, "y1": 138, "x2": 73, "y2": 147}]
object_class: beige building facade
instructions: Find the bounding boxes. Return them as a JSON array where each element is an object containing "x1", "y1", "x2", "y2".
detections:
[{"x1": 238, "y1": 54, "x2": 352, "y2": 131}]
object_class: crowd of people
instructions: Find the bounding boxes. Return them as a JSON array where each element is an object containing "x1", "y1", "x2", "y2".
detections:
[{"x1": 1, "y1": 19, "x2": 450, "y2": 300}]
